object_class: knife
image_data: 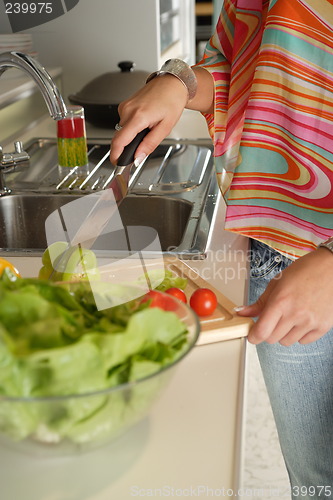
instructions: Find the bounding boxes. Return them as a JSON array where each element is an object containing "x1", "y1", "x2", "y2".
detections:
[
  {"x1": 48, "y1": 127, "x2": 150, "y2": 276},
  {"x1": 109, "y1": 127, "x2": 150, "y2": 203}
]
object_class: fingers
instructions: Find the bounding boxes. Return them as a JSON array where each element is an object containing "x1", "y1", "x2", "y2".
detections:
[
  {"x1": 252, "y1": 318, "x2": 304, "y2": 346},
  {"x1": 238, "y1": 296, "x2": 314, "y2": 345},
  {"x1": 110, "y1": 123, "x2": 146, "y2": 165},
  {"x1": 298, "y1": 330, "x2": 325, "y2": 345},
  {"x1": 109, "y1": 75, "x2": 188, "y2": 165},
  {"x1": 234, "y1": 252, "x2": 333, "y2": 346},
  {"x1": 246, "y1": 305, "x2": 282, "y2": 345},
  {"x1": 235, "y1": 302, "x2": 262, "y2": 318},
  {"x1": 235, "y1": 281, "x2": 324, "y2": 346},
  {"x1": 134, "y1": 120, "x2": 174, "y2": 157},
  {"x1": 237, "y1": 298, "x2": 330, "y2": 346},
  {"x1": 236, "y1": 279, "x2": 275, "y2": 321},
  {"x1": 110, "y1": 120, "x2": 174, "y2": 165}
]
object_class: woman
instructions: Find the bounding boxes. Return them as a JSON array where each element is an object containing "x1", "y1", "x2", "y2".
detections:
[{"x1": 110, "y1": 1, "x2": 333, "y2": 495}]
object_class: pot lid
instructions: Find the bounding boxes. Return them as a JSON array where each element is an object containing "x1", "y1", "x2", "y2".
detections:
[{"x1": 69, "y1": 61, "x2": 150, "y2": 105}]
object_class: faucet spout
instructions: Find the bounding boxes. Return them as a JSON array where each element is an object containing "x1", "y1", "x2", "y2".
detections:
[{"x1": 0, "y1": 51, "x2": 67, "y2": 120}]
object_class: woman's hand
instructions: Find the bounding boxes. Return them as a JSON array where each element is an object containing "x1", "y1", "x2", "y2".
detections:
[
  {"x1": 237, "y1": 248, "x2": 333, "y2": 346},
  {"x1": 110, "y1": 67, "x2": 214, "y2": 165},
  {"x1": 110, "y1": 74, "x2": 188, "y2": 165}
]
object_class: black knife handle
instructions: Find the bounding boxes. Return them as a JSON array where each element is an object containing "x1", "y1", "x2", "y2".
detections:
[{"x1": 117, "y1": 128, "x2": 150, "y2": 166}]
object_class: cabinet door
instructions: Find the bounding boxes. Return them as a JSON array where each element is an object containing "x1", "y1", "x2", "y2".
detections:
[{"x1": 159, "y1": 0, "x2": 195, "y2": 65}]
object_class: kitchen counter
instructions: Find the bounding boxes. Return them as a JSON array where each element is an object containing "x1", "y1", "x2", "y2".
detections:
[
  {"x1": 1, "y1": 344, "x2": 247, "y2": 500},
  {"x1": 0, "y1": 105, "x2": 251, "y2": 498},
  {"x1": 0, "y1": 255, "x2": 249, "y2": 500}
]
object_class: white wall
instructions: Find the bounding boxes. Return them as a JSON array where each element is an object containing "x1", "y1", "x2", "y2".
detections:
[
  {"x1": 1, "y1": 0, "x2": 195, "y2": 104},
  {"x1": 1, "y1": 0, "x2": 161, "y2": 100}
]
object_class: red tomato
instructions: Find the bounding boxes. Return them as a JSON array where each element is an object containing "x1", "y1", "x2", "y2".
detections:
[
  {"x1": 189, "y1": 288, "x2": 217, "y2": 317},
  {"x1": 165, "y1": 287, "x2": 187, "y2": 303},
  {"x1": 141, "y1": 290, "x2": 177, "y2": 311}
]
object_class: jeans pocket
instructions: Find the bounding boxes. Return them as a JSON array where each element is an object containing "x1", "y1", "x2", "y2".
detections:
[{"x1": 250, "y1": 240, "x2": 289, "y2": 280}]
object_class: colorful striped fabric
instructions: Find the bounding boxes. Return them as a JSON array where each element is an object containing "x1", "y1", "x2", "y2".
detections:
[{"x1": 197, "y1": 0, "x2": 333, "y2": 258}]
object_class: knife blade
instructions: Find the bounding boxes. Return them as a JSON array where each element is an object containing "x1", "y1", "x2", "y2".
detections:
[{"x1": 48, "y1": 127, "x2": 150, "y2": 277}]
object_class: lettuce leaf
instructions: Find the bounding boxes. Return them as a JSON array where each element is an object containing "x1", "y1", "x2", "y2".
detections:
[{"x1": 0, "y1": 272, "x2": 191, "y2": 445}]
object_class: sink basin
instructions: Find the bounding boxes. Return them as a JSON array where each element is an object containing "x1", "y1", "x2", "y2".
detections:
[
  {"x1": 0, "y1": 138, "x2": 219, "y2": 258},
  {"x1": 0, "y1": 193, "x2": 193, "y2": 254}
]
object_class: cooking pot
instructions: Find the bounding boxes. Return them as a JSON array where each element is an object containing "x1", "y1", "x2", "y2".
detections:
[{"x1": 68, "y1": 61, "x2": 150, "y2": 129}]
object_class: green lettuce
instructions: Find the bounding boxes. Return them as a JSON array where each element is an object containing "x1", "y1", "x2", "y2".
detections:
[{"x1": 0, "y1": 270, "x2": 191, "y2": 446}]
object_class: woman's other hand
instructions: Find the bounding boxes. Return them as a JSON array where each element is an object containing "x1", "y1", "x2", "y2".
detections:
[{"x1": 237, "y1": 248, "x2": 333, "y2": 346}]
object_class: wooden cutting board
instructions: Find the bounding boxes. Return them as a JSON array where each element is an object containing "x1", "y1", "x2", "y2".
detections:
[
  {"x1": 164, "y1": 258, "x2": 253, "y2": 345},
  {"x1": 92, "y1": 255, "x2": 253, "y2": 345}
]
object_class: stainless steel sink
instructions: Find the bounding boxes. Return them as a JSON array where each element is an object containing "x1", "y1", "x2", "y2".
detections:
[
  {"x1": 0, "y1": 138, "x2": 219, "y2": 258},
  {"x1": 0, "y1": 193, "x2": 192, "y2": 254}
]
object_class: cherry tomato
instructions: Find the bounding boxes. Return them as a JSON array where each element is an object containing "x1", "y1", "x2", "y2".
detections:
[
  {"x1": 141, "y1": 290, "x2": 177, "y2": 311},
  {"x1": 189, "y1": 288, "x2": 217, "y2": 317},
  {"x1": 0, "y1": 258, "x2": 21, "y2": 278},
  {"x1": 165, "y1": 287, "x2": 187, "y2": 303}
]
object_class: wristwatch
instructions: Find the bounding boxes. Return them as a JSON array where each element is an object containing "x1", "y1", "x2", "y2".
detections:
[
  {"x1": 318, "y1": 236, "x2": 333, "y2": 254},
  {"x1": 146, "y1": 59, "x2": 197, "y2": 102}
]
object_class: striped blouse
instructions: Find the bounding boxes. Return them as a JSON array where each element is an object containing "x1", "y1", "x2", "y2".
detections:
[{"x1": 197, "y1": 0, "x2": 333, "y2": 258}]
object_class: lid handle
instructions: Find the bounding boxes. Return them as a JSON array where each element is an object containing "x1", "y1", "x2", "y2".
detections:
[{"x1": 118, "y1": 61, "x2": 135, "y2": 72}]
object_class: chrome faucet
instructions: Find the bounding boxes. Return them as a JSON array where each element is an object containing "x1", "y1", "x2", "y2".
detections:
[
  {"x1": 0, "y1": 51, "x2": 67, "y2": 119},
  {"x1": 0, "y1": 51, "x2": 68, "y2": 195}
]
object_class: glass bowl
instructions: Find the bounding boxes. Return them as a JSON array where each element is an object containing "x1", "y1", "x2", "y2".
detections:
[{"x1": 0, "y1": 282, "x2": 200, "y2": 457}]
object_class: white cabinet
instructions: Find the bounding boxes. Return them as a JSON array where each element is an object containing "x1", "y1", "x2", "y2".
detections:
[
  {"x1": 27, "y1": 0, "x2": 195, "y2": 98},
  {"x1": 160, "y1": 0, "x2": 195, "y2": 64}
]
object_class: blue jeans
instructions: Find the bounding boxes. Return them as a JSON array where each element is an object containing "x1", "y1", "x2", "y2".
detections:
[{"x1": 249, "y1": 239, "x2": 333, "y2": 499}]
